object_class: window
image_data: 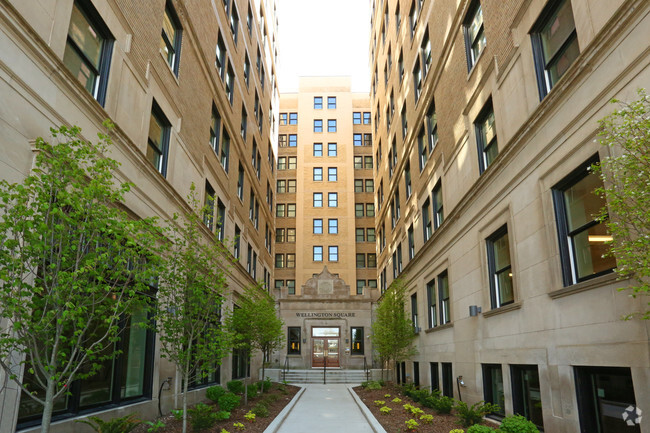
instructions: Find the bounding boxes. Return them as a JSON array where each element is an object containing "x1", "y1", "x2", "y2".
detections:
[
  {"x1": 408, "y1": 225, "x2": 414, "y2": 260},
  {"x1": 487, "y1": 226, "x2": 514, "y2": 309},
  {"x1": 287, "y1": 204, "x2": 296, "y2": 217},
  {"x1": 353, "y1": 112, "x2": 362, "y2": 124},
  {"x1": 278, "y1": 135, "x2": 287, "y2": 147},
  {"x1": 147, "y1": 102, "x2": 170, "y2": 177},
  {"x1": 418, "y1": 128, "x2": 427, "y2": 171},
  {"x1": 327, "y1": 119, "x2": 337, "y2": 132},
  {"x1": 552, "y1": 156, "x2": 615, "y2": 285},
  {"x1": 276, "y1": 180, "x2": 286, "y2": 194},
  {"x1": 364, "y1": 133, "x2": 372, "y2": 146},
  {"x1": 463, "y1": 0, "x2": 486, "y2": 71},
  {"x1": 355, "y1": 204, "x2": 364, "y2": 217},
  {"x1": 367, "y1": 253, "x2": 377, "y2": 268},
  {"x1": 275, "y1": 228, "x2": 285, "y2": 243},
  {"x1": 411, "y1": 293, "x2": 418, "y2": 330},
  {"x1": 356, "y1": 254, "x2": 365, "y2": 268},
  {"x1": 313, "y1": 193, "x2": 323, "y2": 207},
  {"x1": 398, "y1": 50, "x2": 404, "y2": 81},
  {"x1": 366, "y1": 203, "x2": 375, "y2": 217},
  {"x1": 476, "y1": 100, "x2": 498, "y2": 173},
  {"x1": 328, "y1": 167, "x2": 337, "y2": 182},
  {"x1": 216, "y1": 199, "x2": 226, "y2": 241},
  {"x1": 328, "y1": 219, "x2": 338, "y2": 234},
  {"x1": 426, "y1": 102, "x2": 438, "y2": 151},
  {"x1": 287, "y1": 180, "x2": 296, "y2": 193},
  {"x1": 313, "y1": 219, "x2": 323, "y2": 234},
  {"x1": 365, "y1": 179, "x2": 374, "y2": 193},
  {"x1": 395, "y1": 2, "x2": 401, "y2": 33},
  {"x1": 328, "y1": 246, "x2": 338, "y2": 261},
  {"x1": 313, "y1": 142, "x2": 323, "y2": 157},
  {"x1": 438, "y1": 271, "x2": 450, "y2": 325},
  {"x1": 314, "y1": 96, "x2": 323, "y2": 109},
  {"x1": 287, "y1": 280, "x2": 295, "y2": 294},
  {"x1": 575, "y1": 366, "x2": 639, "y2": 433},
  {"x1": 422, "y1": 198, "x2": 432, "y2": 242},
  {"x1": 314, "y1": 119, "x2": 323, "y2": 132},
  {"x1": 220, "y1": 129, "x2": 230, "y2": 171},
  {"x1": 210, "y1": 107, "x2": 222, "y2": 155},
  {"x1": 64, "y1": 0, "x2": 114, "y2": 106},
  {"x1": 327, "y1": 143, "x2": 337, "y2": 157},
  {"x1": 243, "y1": 54, "x2": 250, "y2": 87},
  {"x1": 409, "y1": 1, "x2": 417, "y2": 38},
  {"x1": 279, "y1": 113, "x2": 287, "y2": 125},
  {"x1": 229, "y1": 5, "x2": 239, "y2": 44},
  {"x1": 351, "y1": 327, "x2": 364, "y2": 354},
  {"x1": 430, "y1": 362, "x2": 440, "y2": 392},
  {"x1": 356, "y1": 280, "x2": 365, "y2": 294},
  {"x1": 511, "y1": 365, "x2": 544, "y2": 429},
  {"x1": 277, "y1": 157, "x2": 287, "y2": 170},
  {"x1": 442, "y1": 363, "x2": 453, "y2": 398},
  {"x1": 286, "y1": 254, "x2": 295, "y2": 268},
  {"x1": 288, "y1": 134, "x2": 297, "y2": 147},
  {"x1": 426, "y1": 279, "x2": 437, "y2": 328},
  {"x1": 313, "y1": 246, "x2": 323, "y2": 262},
  {"x1": 328, "y1": 96, "x2": 336, "y2": 109},
  {"x1": 396, "y1": 244, "x2": 403, "y2": 274},
  {"x1": 364, "y1": 156, "x2": 373, "y2": 169},
  {"x1": 482, "y1": 364, "x2": 505, "y2": 418},
  {"x1": 405, "y1": 164, "x2": 412, "y2": 198},
  {"x1": 413, "y1": 59, "x2": 422, "y2": 103},
  {"x1": 288, "y1": 327, "x2": 301, "y2": 354},
  {"x1": 275, "y1": 279, "x2": 284, "y2": 291},
  {"x1": 240, "y1": 108, "x2": 247, "y2": 140},
  {"x1": 160, "y1": 2, "x2": 182, "y2": 75},
  {"x1": 531, "y1": 0, "x2": 579, "y2": 99},
  {"x1": 275, "y1": 204, "x2": 285, "y2": 217},
  {"x1": 355, "y1": 228, "x2": 365, "y2": 242},
  {"x1": 225, "y1": 65, "x2": 235, "y2": 104},
  {"x1": 368, "y1": 279, "x2": 377, "y2": 289},
  {"x1": 354, "y1": 180, "x2": 363, "y2": 193},
  {"x1": 363, "y1": 112, "x2": 371, "y2": 124},
  {"x1": 274, "y1": 253, "x2": 284, "y2": 268},
  {"x1": 234, "y1": 224, "x2": 241, "y2": 258},
  {"x1": 203, "y1": 181, "x2": 215, "y2": 230},
  {"x1": 313, "y1": 167, "x2": 323, "y2": 181},
  {"x1": 288, "y1": 157, "x2": 297, "y2": 169},
  {"x1": 354, "y1": 156, "x2": 363, "y2": 169},
  {"x1": 432, "y1": 181, "x2": 444, "y2": 229},
  {"x1": 215, "y1": 33, "x2": 226, "y2": 79},
  {"x1": 328, "y1": 193, "x2": 338, "y2": 207},
  {"x1": 421, "y1": 29, "x2": 431, "y2": 76},
  {"x1": 365, "y1": 229, "x2": 375, "y2": 243},
  {"x1": 246, "y1": 4, "x2": 252, "y2": 35},
  {"x1": 354, "y1": 133, "x2": 362, "y2": 147},
  {"x1": 287, "y1": 228, "x2": 296, "y2": 242}
]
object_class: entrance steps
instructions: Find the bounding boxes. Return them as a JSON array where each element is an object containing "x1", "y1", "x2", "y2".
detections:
[{"x1": 282, "y1": 369, "x2": 370, "y2": 384}]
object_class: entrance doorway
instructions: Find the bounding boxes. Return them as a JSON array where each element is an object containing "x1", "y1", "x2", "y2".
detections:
[{"x1": 311, "y1": 327, "x2": 340, "y2": 368}]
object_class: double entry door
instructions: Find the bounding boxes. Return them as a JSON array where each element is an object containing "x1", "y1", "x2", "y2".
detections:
[{"x1": 311, "y1": 327, "x2": 339, "y2": 368}]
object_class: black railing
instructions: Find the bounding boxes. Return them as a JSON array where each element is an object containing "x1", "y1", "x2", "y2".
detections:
[
  {"x1": 282, "y1": 357, "x2": 289, "y2": 382},
  {"x1": 363, "y1": 357, "x2": 370, "y2": 382},
  {"x1": 323, "y1": 353, "x2": 327, "y2": 384}
]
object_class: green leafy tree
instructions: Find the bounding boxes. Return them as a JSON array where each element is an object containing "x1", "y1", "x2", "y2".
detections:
[
  {"x1": 0, "y1": 124, "x2": 160, "y2": 433},
  {"x1": 594, "y1": 89, "x2": 650, "y2": 319},
  {"x1": 227, "y1": 284, "x2": 284, "y2": 399},
  {"x1": 371, "y1": 278, "x2": 417, "y2": 382},
  {"x1": 154, "y1": 185, "x2": 231, "y2": 433}
]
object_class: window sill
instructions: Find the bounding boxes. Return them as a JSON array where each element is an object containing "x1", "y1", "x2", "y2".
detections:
[
  {"x1": 483, "y1": 301, "x2": 522, "y2": 318},
  {"x1": 548, "y1": 272, "x2": 620, "y2": 299},
  {"x1": 425, "y1": 322, "x2": 453, "y2": 334}
]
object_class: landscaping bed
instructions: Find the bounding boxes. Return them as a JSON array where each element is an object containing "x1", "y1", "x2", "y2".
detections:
[{"x1": 131, "y1": 382, "x2": 300, "y2": 433}]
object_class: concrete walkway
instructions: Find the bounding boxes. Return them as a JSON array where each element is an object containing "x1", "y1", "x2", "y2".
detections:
[{"x1": 265, "y1": 384, "x2": 385, "y2": 433}]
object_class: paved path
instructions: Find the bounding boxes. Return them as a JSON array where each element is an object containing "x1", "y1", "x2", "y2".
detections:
[{"x1": 268, "y1": 384, "x2": 382, "y2": 433}]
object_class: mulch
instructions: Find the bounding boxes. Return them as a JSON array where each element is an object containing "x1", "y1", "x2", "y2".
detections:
[
  {"x1": 133, "y1": 383, "x2": 300, "y2": 433},
  {"x1": 353, "y1": 383, "x2": 464, "y2": 433}
]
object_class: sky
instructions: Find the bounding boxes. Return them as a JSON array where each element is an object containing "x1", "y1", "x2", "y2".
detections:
[{"x1": 276, "y1": 0, "x2": 371, "y2": 93}]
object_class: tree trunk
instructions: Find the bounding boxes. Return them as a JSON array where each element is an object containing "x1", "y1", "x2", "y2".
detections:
[
  {"x1": 261, "y1": 360, "x2": 266, "y2": 394},
  {"x1": 40, "y1": 377, "x2": 57, "y2": 433},
  {"x1": 244, "y1": 380, "x2": 248, "y2": 406},
  {"x1": 182, "y1": 362, "x2": 190, "y2": 433}
]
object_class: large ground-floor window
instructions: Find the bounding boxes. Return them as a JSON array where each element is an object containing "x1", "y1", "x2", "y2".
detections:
[
  {"x1": 231, "y1": 348, "x2": 250, "y2": 380},
  {"x1": 511, "y1": 364, "x2": 544, "y2": 429},
  {"x1": 18, "y1": 309, "x2": 155, "y2": 428}
]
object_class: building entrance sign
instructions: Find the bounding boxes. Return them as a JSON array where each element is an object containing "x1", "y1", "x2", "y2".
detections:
[{"x1": 312, "y1": 327, "x2": 340, "y2": 368}]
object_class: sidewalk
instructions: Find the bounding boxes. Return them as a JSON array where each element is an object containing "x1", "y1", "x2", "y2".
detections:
[{"x1": 265, "y1": 384, "x2": 385, "y2": 433}]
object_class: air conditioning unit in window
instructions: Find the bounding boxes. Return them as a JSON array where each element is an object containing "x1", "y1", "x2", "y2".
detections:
[{"x1": 414, "y1": 327, "x2": 421, "y2": 334}]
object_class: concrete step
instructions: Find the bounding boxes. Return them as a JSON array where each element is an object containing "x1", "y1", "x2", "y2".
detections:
[{"x1": 280, "y1": 369, "x2": 370, "y2": 384}]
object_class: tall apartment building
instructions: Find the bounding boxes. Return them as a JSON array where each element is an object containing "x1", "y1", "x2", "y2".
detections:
[
  {"x1": 273, "y1": 77, "x2": 379, "y2": 370},
  {"x1": 370, "y1": 0, "x2": 649, "y2": 432},
  {"x1": 0, "y1": 0, "x2": 279, "y2": 431}
]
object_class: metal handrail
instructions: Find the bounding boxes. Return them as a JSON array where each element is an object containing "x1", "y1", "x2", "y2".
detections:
[
  {"x1": 282, "y1": 357, "x2": 289, "y2": 382},
  {"x1": 323, "y1": 352, "x2": 327, "y2": 384},
  {"x1": 363, "y1": 357, "x2": 370, "y2": 382}
]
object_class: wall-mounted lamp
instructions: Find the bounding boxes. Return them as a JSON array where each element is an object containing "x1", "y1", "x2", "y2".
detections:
[
  {"x1": 469, "y1": 305, "x2": 482, "y2": 317},
  {"x1": 457, "y1": 375, "x2": 466, "y2": 387},
  {"x1": 302, "y1": 338, "x2": 306, "y2": 343}
]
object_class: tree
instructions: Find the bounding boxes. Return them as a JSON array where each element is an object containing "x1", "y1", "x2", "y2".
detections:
[
  {"x1": 0, "y1": 124, "x2": 160, "y2": 433},
  {"x1": 154, "y1": 185, "x2": 231, "y2": 433},
  {"x1": 594, "y1": 88, "x2": 650, "y2": 319},
  {"x1": 371, "y1": 278, "x2": 418, "y2": 382},
  {"x1": 227, "y1": 284, "x2": 284, "y2": 398}
]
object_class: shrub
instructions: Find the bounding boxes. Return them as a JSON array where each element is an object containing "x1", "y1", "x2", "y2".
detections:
[
  {"x1": 214, "y1": 411, "x2": 231, "y2": 421},
  {"x1": 422, "y1": 396, "x2": 437, "y2": 409},
  {"x1": 403, "y1": 403, "x2": 415, "y2": 412},
  {"x1": 244, "y1": 411, "x2": 256, "y2": 422},
  {"x1": 392, "y1": 397, "x2": 402, "y2": 403},
  {"x1": 277, "y1": 384, "x2": 288, "y2": 395},
  {"x1": 412, "y1": 389, "x2": 431, "y2": 404},
  {"x1": 188, "y1": 403, "x2": 218, "y2": 432},
  {"x1": 455, "y1": 401, "x2": 501, "y2": 427},
  {"x1": 402, "y1": 383, "x2": 416, "y2": 397},
  {"x1": 252, "y1": 403, "x2": 270, "y2": 418},
  {"x1": 145, "y1": 420, "x2": 166, "y2": 433},
  {"x1": 384, "y1": 393, "x2": 392, "y2": 398},
  {"x1": 498, "y1": 415, "x2": 540, "y2": 433},
  {"x1": 380, "y1": 406, "x2": 392, "y2": 415},
  {"x1": 420, "y1": 414, "x2": 434, "y2": 424},
  {"x1": 246, "y1": 383, "x2": 258, "y2": 399},
  {"x1": 257, "y1": 377, "x2": 273, "y2": 392},
  {"x1": 467, "y1": 425, "x2": 495, "y2": 433},
  {"x1": 171, "y1": 409, "x2": 183, "y2": 421},
  {"x1": 227, "y1": 380, "x2": 245, "y2": 394},
  {"x1": 261, "y1": 394, "x2": 280, "y2": 405},
  {"x1": 233, "y1": 422, "x2": 245, "y2": 431},
  {"x1": 218, "y1": 393, "x2": 241, "y2": 412},
  {"x1": 434, "y1": 396, "x2": 455, "y2": 414},
  {"x1": 361, "y1": 380, "x2": 383, "y2": 390},
  {"x1": 411, "y1": 407, "x2": 425, "y2": 416},
  {"x1": 405, "y1": 419, "x2": 419, "y2": 431},
  {"x1": 206, "y1": 385, "x2": 227, "y2": 403},
  {"x1": 374, "y1": 400, "x2": 386, "y2": 406},
  {"x1": 75, "y1": 414, "x2": 141, "y2": 433},
  {"x1": 449, "y1": 430, "x2": 466, "y2": 433}
]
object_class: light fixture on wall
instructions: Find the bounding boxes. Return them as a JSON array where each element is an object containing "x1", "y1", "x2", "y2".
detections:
[{"x1": 469, "y1": 305, "x2": 482, "y2": 317}]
